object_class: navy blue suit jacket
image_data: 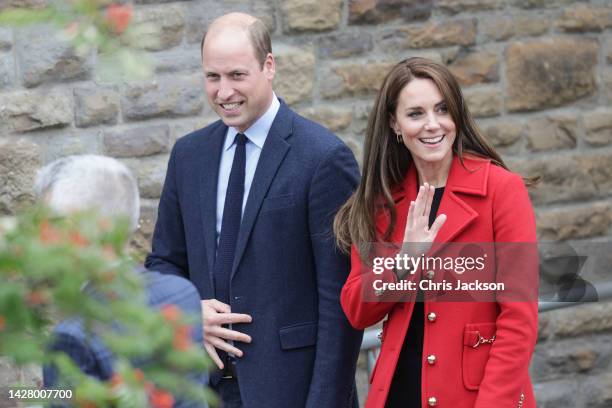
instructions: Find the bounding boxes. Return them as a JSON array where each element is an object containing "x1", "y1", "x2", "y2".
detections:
[
  {"x1": 43, "y1": 269, "x2": 207, "y2": 408},
  {"x1": 145, "y1": 102, "x2": 363, "y2": 408}
]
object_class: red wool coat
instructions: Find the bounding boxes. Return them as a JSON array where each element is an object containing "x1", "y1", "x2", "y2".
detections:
[{"x1": 341, "y1": 155, "x2": 538, "y2": 408}]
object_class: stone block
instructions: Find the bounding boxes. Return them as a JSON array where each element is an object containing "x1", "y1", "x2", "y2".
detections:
[
  {"x1": 298, "y1": 106, "x2": 352, "y2": 132},
  {"x1": 274, "y1": 46, "x2": 315, "y2": 105},
  {"x1": 435, "y1": 0, "x2": 503, "y2": 14},
  {"x1": 0, "y1": 27, "x2": 12, "y2": 50},
  {"x1": 525, "y1": 114, "x2": 577, "y2": 152},
  {"x1": 153, "y1": 48, "x2": 202, "y2": 74},
  {"x1": 464, "y1": 87, "x2": 501, "y2": 118},
  {"x1": 481, "y1": 16, "x2": 514, "y2": 42},
  {"x1": 379, "y1": 18, "x2": 476, "y2": 50},
  {"x1": 556, "y1": 5, "x2": 612, "y2": 32},
  {"x1": 512, "y1": 152, "x2": 612, "y2": 206},
  {"x1": 0, "y1": 138, "x2": 41, "y2": 215},
  {"x1": 36, "y1": 131, "x2": 103, "y2": 162},
  {"x1": 348, "y1": 0, "x2": 432, "y2": 25},
  {"x1": 506, "y1": 38, "x2": 598, "y2": 112},
  {"x1": 0, "y1": 52, "x2": 14, "y2": 89},
  {"x1": 74, "y1": 87, "x2": 119, "y2": 127},
  {"x1": 318, "y1": 32, "x2": 374, "y2": 59},
  {"x1": 533, "y1": 380, "x2": 579, "y2": 408},
  {"x1": 550, "y1": 302, "x2": 612, "y2": 338},
  {"x1": 104, "y1": 124, "x2": 170, "y2": 158},
  {"x1": 130, "y1": 197, "x2": 159, "y2": 257},
  {"x1": 0, "y1": 0, "x2": 46, "y2": 10},
  {"x1": 322, "y1": 61, "x2": 395, "y2": 100},
  {"x1": 514, "y1": 14, "x2": 550, "y2": 36},
  {"x1": 120, "y1": 155, "x2": 169, "y2": 199},
  {"x1": 536, "y1": 202, "x2": 611, "y2": 241},
  {"x1": 281, "y1": 0, "x2": 342, "y2": 33},
  {"x1": 574, "y1": 152, "x2": 612, "y2": 200},
  {"x1": 447, "y1": 50, "x2": 499, "y2": 86},
  {"x1": 183, "y1": 0, "x2": 250, "y2": 44},
  {"x1": 0, "y1": 90, "x2": 72, "y2": 132},
  {"x1": 252, "y1": 0, "x2": 277, "y2": 33},
  {"x1": 15, "y1": 26, "x2": 91, "y2": 88},
  {"x1": 126, "y1": 5, "x2": 184, "y2": 51},
  {"x1": 121, "y1": 75, "x2": 204, "y2": 120},
  {"x1": 583, "y1": 109, "x2": 612, "y2": 146},
  {"x1": 481, "y1": 120, "x2": 522, "y2": 148},
  {"x1": 604, "y1": 68, "x2": 612, "y2": 102},
  {"x1": 582, "y1": 373, "x2": 612, "y2": 408}
]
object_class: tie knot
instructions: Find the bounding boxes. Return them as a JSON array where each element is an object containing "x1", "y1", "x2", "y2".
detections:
[{"x1": 235, "y1": 133, "x2": 247, "y2": 146}]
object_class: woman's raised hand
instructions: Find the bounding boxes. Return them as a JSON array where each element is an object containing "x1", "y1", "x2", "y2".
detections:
[{"x1": 402, "y1": 182, "x2": 447, "y2": 258}]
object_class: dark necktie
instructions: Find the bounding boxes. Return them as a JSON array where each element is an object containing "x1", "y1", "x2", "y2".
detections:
[{"x1": 214, "y1": 132, "x2": 247, "y2": 305}]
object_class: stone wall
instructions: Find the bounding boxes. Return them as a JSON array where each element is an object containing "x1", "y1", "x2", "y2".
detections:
[{"x1": 0, "y1": 0, "x2": 611, "y2": 406}]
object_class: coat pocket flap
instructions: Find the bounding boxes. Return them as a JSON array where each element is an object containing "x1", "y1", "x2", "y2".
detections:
[
  {"x1": 463, "y1": 322, "x2": 496, "y2": 347},
  {"x1": 279, "y1": 322, "x2": 317, "y2": 350}
]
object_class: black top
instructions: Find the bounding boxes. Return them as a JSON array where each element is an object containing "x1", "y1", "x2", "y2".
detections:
[{"x1": 386, "y1": 187, "x2": 445, "y2": 408}]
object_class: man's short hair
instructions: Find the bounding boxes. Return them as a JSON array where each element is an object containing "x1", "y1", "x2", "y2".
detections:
[
  {"x1": 35, "y1": 155, "x2": 140, "y2": 232},
  {"x1": 200, "y1": 18, "x2": 272, "y2": 68}
]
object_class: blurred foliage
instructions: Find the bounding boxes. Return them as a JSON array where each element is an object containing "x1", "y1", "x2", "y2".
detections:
[
  {"x1": 0, "y1": 0, "x2": 153, "y2": 81},
  {"x1": 0, "y1": 207, "x2": 215, "y2": 407}
]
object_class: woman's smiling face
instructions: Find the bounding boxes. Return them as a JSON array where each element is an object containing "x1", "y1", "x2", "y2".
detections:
[{"x1": 391, "y1": 77, "x2": 456, "y2": 169}]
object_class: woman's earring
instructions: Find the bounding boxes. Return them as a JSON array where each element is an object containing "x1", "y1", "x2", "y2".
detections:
[{"x1": 396, "y1": 132, "x2": 402, "y2": 143}]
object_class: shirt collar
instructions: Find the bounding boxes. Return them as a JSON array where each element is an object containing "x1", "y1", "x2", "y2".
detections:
[{"x1": 224, "y1": 93, "x2": 280, "y2": 151}]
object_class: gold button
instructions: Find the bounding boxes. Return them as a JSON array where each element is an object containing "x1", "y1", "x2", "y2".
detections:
[
  {"x1": 427, "y1": 354, "x2": 436, "y2": 365},
  {"x1": 428, "y1": 396, "x2": 437, "y2": 406},
  {"x1": 426, "y1": 270, "x2": 435, "y2": 279},
  {"x1": 427, "y1": 312, "x2": 437, "y2": 322}
]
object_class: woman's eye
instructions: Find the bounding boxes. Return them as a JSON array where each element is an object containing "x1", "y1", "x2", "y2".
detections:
[
  {"x1": 408, "y1": 111, "x2": 422, "y2": 118},
  {"x1": 437, "y1": 105, "x2": 448, "y2": 113}
]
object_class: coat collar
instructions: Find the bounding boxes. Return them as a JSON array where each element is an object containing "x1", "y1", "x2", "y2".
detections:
[{"x1": 388, "y1": 154, "x2": 490, "y2": 244}]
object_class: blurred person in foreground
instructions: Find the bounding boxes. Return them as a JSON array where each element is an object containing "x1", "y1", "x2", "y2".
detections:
[
  {"x1": 39, "y1": 154, "x2": 208, "y2": 407},
  {"x1": 336, "y1": 58, "x2": 538, "y2": 408},
  {"x1": 145, "y1": 11, "x2": 362, "y2": 408}
]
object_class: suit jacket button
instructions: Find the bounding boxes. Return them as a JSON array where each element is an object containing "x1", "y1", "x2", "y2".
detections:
[
  {"x1": 428, "y1": 396, "x2": 437, "y2": 406},
  {"x1": 427, "y1": 312, "x2": 437, "y2": 322},
  {"x1": 427, "y1": 354, "x2": 437, "y2": 365},
  {"x1": 426, "y1": 270, "x2": 435, "y2": 279}
]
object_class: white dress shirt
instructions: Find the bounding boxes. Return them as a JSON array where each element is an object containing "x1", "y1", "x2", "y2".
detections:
[{"x1": 215, "y1": 95, "x2": 280, "y2": 241}]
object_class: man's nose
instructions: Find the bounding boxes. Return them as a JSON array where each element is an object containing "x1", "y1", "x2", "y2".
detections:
[{"x1": 217, "y1": 79, "x2": 235, "y2": 100}]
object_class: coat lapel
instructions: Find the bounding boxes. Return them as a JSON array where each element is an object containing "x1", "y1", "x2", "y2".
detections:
[
  {"x1": 199, "y1": 123, "x2": 226, "y2": 288},
  {"x1": 390, "y1": 155, "x2": 489, "y2": 245},
  {"x1": 230, "y1": 103, "x2": 292, "y2": 279},
  {"x1": 434, "y1": 156, "x2": 489, "y2": 244}
]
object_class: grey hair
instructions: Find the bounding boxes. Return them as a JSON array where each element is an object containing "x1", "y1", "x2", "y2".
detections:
[{"x1": 35, "y1": 155, "x2": 140, "y2": 232}]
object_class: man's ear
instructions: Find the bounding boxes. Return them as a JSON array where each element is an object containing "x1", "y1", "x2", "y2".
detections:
[{"x1": 264, "y1": 53, "x2": 275, "y2": 81}]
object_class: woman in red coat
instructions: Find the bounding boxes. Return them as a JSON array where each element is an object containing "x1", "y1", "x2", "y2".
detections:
[{"x1": 334, "y1": 58, "x2": 538, "y2": 408}]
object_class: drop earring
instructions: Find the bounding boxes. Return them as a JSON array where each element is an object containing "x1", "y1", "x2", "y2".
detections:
[{"x1": 396, "y1": 132, "x2": 402, "y2": 143}]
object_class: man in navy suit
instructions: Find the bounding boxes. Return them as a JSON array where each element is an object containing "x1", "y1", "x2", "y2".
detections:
[
  {"x1": 145, "y1": 12, "x2": 363, "y2": 408},
  {"x1": 38, "y1": 155, "x2": 207, "y2": 408}
]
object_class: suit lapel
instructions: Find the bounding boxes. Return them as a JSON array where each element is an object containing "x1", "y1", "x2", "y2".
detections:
[
  {"x1": 230, "y1": 103, "x2": 292, "y2": 279},
  {"x1": 199, "y1": 123, "x2": 226, "y2": 288}
]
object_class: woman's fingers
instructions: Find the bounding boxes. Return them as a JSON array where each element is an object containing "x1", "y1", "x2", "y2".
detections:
[
  {"x1": 429, "y1": 213, "x2": 447, "y2": 237},
  {"x1": 407, "y1": 200, "x2": 415, "y2": 230},
  {"x1": 423, "y1": 183, "x2": 434, "y2": 220}
]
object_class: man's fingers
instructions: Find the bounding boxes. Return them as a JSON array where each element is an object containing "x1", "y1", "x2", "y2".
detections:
[
  {"x1": 215, "y1": 312, "x2": 253, "y2": 325},
  {"x1": 208, "y1": 326, "x2": 252, "y2": 343},
  {"x1": 204, "y1": 343, "x2": 224, "y2": 369},
  {"x1": 203, "y1": 298, "x2": 231, "y2": 313},
  {"x1": 208, "y1": 336, "x2": 245, "y2": 357}
]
